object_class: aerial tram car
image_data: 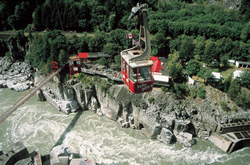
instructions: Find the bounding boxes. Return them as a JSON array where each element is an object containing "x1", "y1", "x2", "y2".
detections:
[{"x1": 121, "y1": 3, "x2": 154, "y2": 94}]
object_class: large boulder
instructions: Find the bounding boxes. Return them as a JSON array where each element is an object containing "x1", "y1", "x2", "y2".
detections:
[
  {"x1": 0, "y1": 56, "x2": 12, "y2": 73},
  {"x1": 173, "y1": 119, "x2": 196, "y2": 147},
  {"x1": 0, "y1": 80, "x2": 7, "y2": 88},
  {"x1": 157, "y1": 128, "x2": 175, "y2": 145},
  {"x1": 72, "y1": 83, "x2": 86, "y2": 110},
  {"x1": 7, "y1": 80, "x2": 30, "y2": 92},
  {"x1": 57, "y1": 100, "x2": 80, "y2": 114},
  {"x1": 63, "y1": 87, "x2": 75, "y2": 101},
  {"x1": 174, "y1": 119, "x2": 192, "y2": 134},
  {"x1": 37, "y1": 90, "x2": 46, "y2": 101},
  {"x1": 88, "y1": 96, "x2": 99, "y2": 111},
  {"x1": 175, "y1": 132, "x2": 194, "y2": 147}
]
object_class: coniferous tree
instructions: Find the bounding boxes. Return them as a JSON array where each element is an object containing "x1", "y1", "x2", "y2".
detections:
[
  {"x1": 227, "y1": 79, "x2": 241, "y2": 100},
  {"x1": 240, "y1": 22, "x2": 250, "y2": 42},
  {"x1": 197, "y1": 67, "x2": 212, "y2": 84},
  {"x1": 169, "y1": 62, "x2": 183, "y2": 82},
  {"x1": 186, "y1": 59, "x2": 201, "y2": 76},
  {"x1": 202, "y1": 41, "x2": 216, "y2": 65},
  {"x1": 240, "y1": 69, "x2": 250, "y2": 89},
  {"x1": 193, "y1": 41, "x2": 205, "y2": 60},
  {"x1": 0, "y1": 39, "x2": 8, "y2": 57},
  {"x1": 59, "y1": 49, "x2": 68, "y2": 65},
  {"x1": 33, "y1": 6, "x2": 42, "y2": 30},
  {"x1": 223, "y1": 74, "x2": 232, "y2": 92}
]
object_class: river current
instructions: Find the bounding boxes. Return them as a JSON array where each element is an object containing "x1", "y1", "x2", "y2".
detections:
[{"x1": 0, "y1": 88, "x2": 249, "y2": 165}]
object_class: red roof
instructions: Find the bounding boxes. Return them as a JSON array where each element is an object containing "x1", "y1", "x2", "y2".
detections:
[
  {"x1": 78, "y1": 52, "x2": 88, "y2": 58},
  {"x1": 151, "y1": 56, "x2": 159, "y2": 61},
  {"x1": 151, "y1": 57, "x2": 163, "y2": 72}
]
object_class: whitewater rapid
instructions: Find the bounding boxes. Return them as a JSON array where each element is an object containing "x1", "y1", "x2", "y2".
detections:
[{"x1": 0, "y1": 88, "x2": 249, "y2": 165}]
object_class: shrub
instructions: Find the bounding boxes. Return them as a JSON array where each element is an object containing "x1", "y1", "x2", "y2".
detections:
[
  {"x1": 213, "y1": 68, "x2": 219, "y2": 72},
  {"x1": 174, "y1": 83, "x2": 189, "y2": 97},
  {"x1": 227, "y1": 79, "x2": 241, "y2": 101},
  {"x1": 78, "y1": 73, "x2": 85, "y2": 80},
  {"x1": 98, "y1": 57, "x2": 108, "y2": 66},
  {"x1": 39, "y1": 63, "x2": 47, "y2": 75},
  {"x1": 148, "y1": 97, "x2": 155, "y2": 104},
  {"x1": 234, "y1": 91, "x2": 250, "y2": 109},
  {"x1": 80, "y1": 78, "x2": 85, "y2": 83},
  {"x1": 64, "y1": 74, "x2": 70, "y2": 82},
  {"x1": 161, "y1": 86, "x2": 166, "y2": 91},
  {"x1": 191, "y1": 88, "x2": 197, "y2": 98},
  {"x1": 100, "y1": 79, "x2": 108, "y2": 93},
  {"x1": 89, "y1": 82, "x2": 94, "y2": 88},
  {"x1": 93, "y1": 76, "x2": 98, "y2": 82},
  {"x1": 198, "y1": 87, "x2": 206, "y2": 99},
  {"x1": 232, "y1": 106, "x2": 238, "y2": 112},
  {"x1": 240, "y1": 69, "x2": 250, "y2": 89},
  {"x1": 169, "y1": 87, "x2": 174, "y2": 94},
  {"x1": 219, "y1": 101, "x2": 230, "y2": 111},
  {"x1": 93, "y1": 76, "x2": 101, "y2": 83},
  {"x1": 107, "y1": 78, "x2": 115, "y2": 85},
  {"x1": 114, "y1": 63, "x2": 121, "y2": 71},
  {"x1": 72, "y1": 74, "x2": 77, "y2": 79}
]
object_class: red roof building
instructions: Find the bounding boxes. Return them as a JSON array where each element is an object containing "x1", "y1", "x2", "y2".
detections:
[{"x1": 78, "y1": 52, "x2": 88, "y2": 59}]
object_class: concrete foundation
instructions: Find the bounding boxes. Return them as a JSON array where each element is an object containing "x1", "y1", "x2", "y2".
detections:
[{"x1": 209, "y1": 119, "x2": 250, "y2": 153}]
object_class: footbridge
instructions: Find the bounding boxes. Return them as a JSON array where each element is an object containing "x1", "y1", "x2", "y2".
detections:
[{"x1": 0, "y1": 62, "x2": 61, "y2": 123}]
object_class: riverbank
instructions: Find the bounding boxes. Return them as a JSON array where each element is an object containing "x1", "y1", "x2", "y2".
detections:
[
  {"x1": 1, "y1": 56, "x2": 250, "y2": 151},
  {"x1": 1, "y1": 88, "x2": 250, "y2": 165}
]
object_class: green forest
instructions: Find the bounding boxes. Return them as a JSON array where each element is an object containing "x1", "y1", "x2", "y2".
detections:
[{"x1": 0, "y1": 0, "x2": 250, "y2": 108}]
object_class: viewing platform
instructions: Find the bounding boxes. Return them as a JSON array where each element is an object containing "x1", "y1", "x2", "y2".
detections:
[
  {"x1": 81, "y1": 67, "x2": 123, "y2": 82},
  {"x1": 80, "y1": 62, "x2": 170, "y2": 87}
]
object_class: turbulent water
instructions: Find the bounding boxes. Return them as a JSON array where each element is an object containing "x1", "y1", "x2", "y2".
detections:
[{"x1": 0, "y1": 88, "x2": 249, "y2": 165}]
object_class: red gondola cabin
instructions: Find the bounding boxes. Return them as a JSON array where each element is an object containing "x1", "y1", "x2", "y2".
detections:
[{"x1": 121, "y1": 3, "x2": 154, "y2": 94}]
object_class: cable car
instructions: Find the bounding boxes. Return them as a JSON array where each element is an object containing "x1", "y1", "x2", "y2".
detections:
[{"x1": 121, "y1": 3, "x2": 154, "y2": 94}]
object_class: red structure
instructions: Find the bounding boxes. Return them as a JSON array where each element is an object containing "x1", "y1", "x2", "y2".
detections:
[
  {"x1": 78, "y1": 52, "x2": 110, "y2": 63},
  {"x1": 151, "y1": 57, "x2": 163, "y2": 73},
  {"x1": 51, "y1": 62, "x2": 58, "y2": 72},
  {"x1": 69, "y1": 58, "x2": 81, "y2": 78},
  {"x1": 78, "y1": 52, "x2": 88, "y2": 59}
]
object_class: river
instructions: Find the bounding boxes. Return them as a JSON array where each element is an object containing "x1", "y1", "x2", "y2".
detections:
[{"x1": 0, "y1": 88, "x2": 249, "y2": 165}]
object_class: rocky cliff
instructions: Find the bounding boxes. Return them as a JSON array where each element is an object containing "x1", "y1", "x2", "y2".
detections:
[
  {"x1": 35, "y1": 70, "x2": 250, "y2": 147},
  {"x1": 1, "y1": 58, "x2": 250, "y2": 147}
]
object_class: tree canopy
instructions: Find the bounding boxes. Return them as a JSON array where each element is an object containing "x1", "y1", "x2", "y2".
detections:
[{"x1": 186, "y1": 59, "x2": 201, "y2": 76}]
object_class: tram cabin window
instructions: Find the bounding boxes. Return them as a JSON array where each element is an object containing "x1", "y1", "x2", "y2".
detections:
[
  {"x1": 138, "y1": 67, "x2": 151, "y2": 82},
  {"x1": 130, "y1": 67, "x2": 138, "y2": 82}
]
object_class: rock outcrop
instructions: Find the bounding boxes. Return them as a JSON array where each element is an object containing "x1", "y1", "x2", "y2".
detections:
[
  {"x1": 1, "y1": 57, "x2": 249, "y2": 148},
  {"x1": 35, "y1": 74, "x2": 250, "y2": 147},
  {"x1": 0, "y1": 57, "x2": 34, "y2": 91}
]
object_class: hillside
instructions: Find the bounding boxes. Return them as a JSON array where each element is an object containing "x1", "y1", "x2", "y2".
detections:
[{"x1": 0, "y1": 0, "x2": 250, "y2": 109}]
